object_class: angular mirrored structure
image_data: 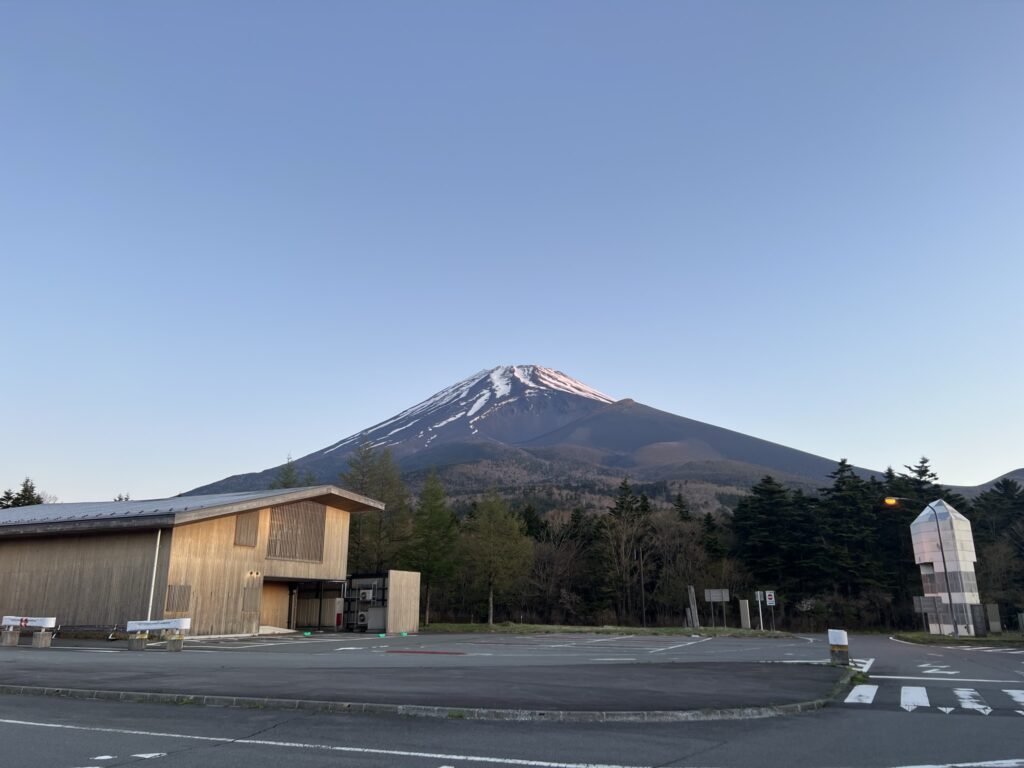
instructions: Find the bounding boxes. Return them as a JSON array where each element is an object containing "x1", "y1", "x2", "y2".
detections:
[{"x1": 910, "y1": 500, "x2": 981, "y2": 636}]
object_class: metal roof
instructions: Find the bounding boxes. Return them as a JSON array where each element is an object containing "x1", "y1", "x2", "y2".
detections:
[
  {"x1": 911, "y1": 499, "x2": 969, "y2": 526},
  {"x1": 0, "y1": 486, "x2": 383, "y2": 535}
]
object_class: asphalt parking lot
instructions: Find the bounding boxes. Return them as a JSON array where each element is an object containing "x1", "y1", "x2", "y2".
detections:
[{"x1": 0, "y1": 631, "x2": 844, "y2": 714}]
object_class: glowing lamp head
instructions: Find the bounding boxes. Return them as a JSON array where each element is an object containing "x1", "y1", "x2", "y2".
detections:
[{"x1": 883, "y1": 497, "x2": 900, "y2": 507}]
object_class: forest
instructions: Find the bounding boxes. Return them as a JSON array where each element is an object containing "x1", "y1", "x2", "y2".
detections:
[{"x1": 326, "y1": 446, "x2": 1024, "y2": 632}]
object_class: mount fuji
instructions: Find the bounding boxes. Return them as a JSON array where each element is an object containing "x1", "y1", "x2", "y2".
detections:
[{"x1": 187, "y1": 365, "x2": 867, "y2": 499}]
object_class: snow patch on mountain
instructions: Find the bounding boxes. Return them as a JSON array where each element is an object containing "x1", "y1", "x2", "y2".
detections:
[{"x1": 320, "y1": 365, "x2": 614, "y2": 454}]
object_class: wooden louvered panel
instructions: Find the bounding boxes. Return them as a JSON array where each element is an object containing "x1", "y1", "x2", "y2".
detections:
[
  {"x1": 267, "y1": 501, "x2": 326, "y2": 562},
  {"x1": 234, "y1": 511, "x2": 259, "y2": 547}
]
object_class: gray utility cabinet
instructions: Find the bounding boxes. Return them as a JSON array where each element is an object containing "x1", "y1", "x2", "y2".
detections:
[{"x1": 338, "y1": 570, "x2": 420, "y2": 635}]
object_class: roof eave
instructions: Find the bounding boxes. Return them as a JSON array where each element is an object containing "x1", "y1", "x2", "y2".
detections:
[
  {"x1": 171, "y1": 485, "x2": 384, "y2": 525},
  {"x1": 0, "y1": 515, "x2": 176, "y2": 539}
]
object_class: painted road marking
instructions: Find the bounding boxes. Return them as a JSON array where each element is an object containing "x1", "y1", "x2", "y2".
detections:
[
  {"x1": 890, "y1": 760, "x2": 1024, "y2": 767},
  {"x1": 1003, "y1": 690, "x2": 1024, "y2": 705},
  {"x1": 851, "y1": 658, "x2": 874, "y2": 673},
  {"x1": 900, "y1": 686, "x2": 929, "y2": 712},
  {"x1": 131, "y1": 754, "x2": 166, "y2": 759},
  {"x1": 954, "y1": 688, "x2": 992, "y2": 715},
  {"x1": 387, "y1": 650, "x2": 465, "y2": 656},
  {"x1": 649, "y1": 638, "x2": 712, "y2": 654},
  {"x1": 873, "y1": 675, "x2": 1018, "y2": 684},
  {"x1": 592, "y1": 658, "x2": 636, "y2": 662},
  {"x1": 584, "y1": 635, "x2": 634, "y2": 643},
  {"x1": 90, "y1": 758, "x2": 116, "y2": 761},
  {"x1": 844, "y1": 685, "x2": 878, "y2": 704},
  {"x1": 0, "y1": 718, "x2": 646, "y2": 768}
]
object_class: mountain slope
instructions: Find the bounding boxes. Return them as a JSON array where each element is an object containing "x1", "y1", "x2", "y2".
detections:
[
  {"x1": 187, "y1": 366, "x2": 615, "y2": 494},
  {"x1": 520, "y1": 398, "x2": 858, "y2": 481},
  {"x1": 188, "y1": 364, "x2": 1010, "y2": 501}
]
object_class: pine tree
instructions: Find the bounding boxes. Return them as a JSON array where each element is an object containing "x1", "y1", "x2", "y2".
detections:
[
  {"x1": 818, "y1": 459, "x2": 877, "y2": 598},
  {"x1": 268, "y1": 455, "x2": 315, "y2": 489},
  {"x1": 673, "y1": 493, "x2": 692, "y2": 521},
  {"x1": 403, "y1": 471, "x2": 458, "y2": 625},
  {"x1": 340, "y1": 444, "x2": 410, "y2": 573},
  {"x1": 459, "y1": 489, "x2": 533, "y2": 625},
  {"x1": 518, "y1": 504, "x2": 549, "y2": 541},
  {"x1": 701, "y1": 512, "x2": 725, "y2": 560},
  {"x1": 731, "y1": 477, "x2": 790, "y2": 586},
  {"x1": 1, "y1": 478, "x2": 45, "y2": 508}
]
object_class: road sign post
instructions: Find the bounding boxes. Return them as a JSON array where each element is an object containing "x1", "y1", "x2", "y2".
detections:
[
  {"x1": 765, "y1": 590, "x2": 776, "y2": 631},
  {"x1": 704, "y1": 589, "x2": 730, "y2": 629},
  {"x1": 755, "y1": 591, "x2": 764, "y2": 631}
]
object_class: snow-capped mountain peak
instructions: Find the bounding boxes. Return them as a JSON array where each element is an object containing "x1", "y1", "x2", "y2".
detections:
[{"x1": 321, "y1": 365, "x2": 614, "y2": 455}]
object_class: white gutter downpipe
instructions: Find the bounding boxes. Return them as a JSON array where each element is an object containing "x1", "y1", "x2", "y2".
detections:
[{"x1": 146, "y1": 529, "x2": 162, "y2": 621}]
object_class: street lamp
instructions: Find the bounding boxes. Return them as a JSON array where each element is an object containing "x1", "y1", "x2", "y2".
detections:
[{"x1": 884, "y1": 496, "x2": 959, "y2": 638}]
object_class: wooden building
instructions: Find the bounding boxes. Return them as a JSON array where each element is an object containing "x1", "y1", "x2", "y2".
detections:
[{"x1": 0, "y1": 486, "x2": 384, "y2": 636}]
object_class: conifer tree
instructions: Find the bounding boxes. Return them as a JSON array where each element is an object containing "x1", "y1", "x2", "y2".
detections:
[
  {"x1": 404, "y1": 471, "x2": 458, "y2": 625},
  {"x1": 0, "y1": 478, "x2": 45, "y2": 508},
  {"x1": 459, "y1": 489, "x2": 533, "y2": 625},
  {"x1": 340, "y1": 443, "x2": 411, "y2": 573},
  {"x1": 269, "y1": 455, "x2": 315, "y2": 489},
  {"x1": 673, "y1": 493, "x2": 692, "y2": 521}
]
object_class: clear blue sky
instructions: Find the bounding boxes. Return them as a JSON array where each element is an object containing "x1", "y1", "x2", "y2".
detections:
[{"x1": 2, "y1": 1, "x2": 1021, "y2": 501}]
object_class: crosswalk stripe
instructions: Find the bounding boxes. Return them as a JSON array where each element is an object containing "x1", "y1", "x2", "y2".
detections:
[
  {"x1": 900, "y1": 686, "x2": 930, "y2": 711},
  {"x1": 844, "y1": 685, "x2": 1024, "y2": 713},
  {"x1": 953, "y1": 688, "x2": 992, "y2": 715},
  {"x1": 844, "y1": 685, "x2": 878, "y2": 704}
]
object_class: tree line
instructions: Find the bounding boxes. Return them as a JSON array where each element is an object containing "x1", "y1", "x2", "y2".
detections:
[{"x1": 280, "y1": 446, "x2": 1021, "y2": 630}]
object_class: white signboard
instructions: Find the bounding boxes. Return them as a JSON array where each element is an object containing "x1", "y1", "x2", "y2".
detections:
[
  {"x1": 765, "y1": 590, "x2": 776, "y2": 606},
  {"x1": 2, "y1": 616, "x2": 56, "y2": 629},
  {"x1": 127, "y1": 618, "x2": 191, "y2": 633},
  {"x1": 828, "y1": 628, "x2": 849, "y2": 646},
  {"x1": 704, "y1": 589, "x2": 730, "y2": 602}
]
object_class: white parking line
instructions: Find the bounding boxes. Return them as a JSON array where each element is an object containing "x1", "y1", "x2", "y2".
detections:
[
  {"x1": 0, "y1": 718, "x2": 646, "y2": 768},
  {"x1": 649, "y1": 637, "x2": 712, "y2": 654},
  {"x1": 889, "y1": 760, "x2": 1024, "y2": 767},
  {"x1": 584, "y1": 635, "x2": 634, "y2": 643}
]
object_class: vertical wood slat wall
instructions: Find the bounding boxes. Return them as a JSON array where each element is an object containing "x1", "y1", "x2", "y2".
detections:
[
  {"x1": 385, "y1": 569, "x2": 421, "y2": 635},
  {"x1": 0, "y1": 530, "x2": 172, "y2": 627},
  {"x1": 164, "y1": 503, "x2": 350, "y2": 636}
]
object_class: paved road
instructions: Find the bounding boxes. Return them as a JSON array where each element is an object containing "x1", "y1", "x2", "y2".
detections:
[
  {"x1": 0, "y1": 691, "x2": 1021, "y2": 768},
  {"x1": 1, "y1": 632, "x2": 1022, "y2": 767},
  {"x1": 837, "y1": 634, "x2": 1024, "y2": 719},
  {"x1": 0, "y1": 632, "x2": 842, "y2": 712}
]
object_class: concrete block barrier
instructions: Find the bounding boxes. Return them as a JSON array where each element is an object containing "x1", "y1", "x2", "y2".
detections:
[
  {"x1": 2, "y1": 617, "x2": 56, "y2": 649},
  {"x1": 31, "y1": 631, "x2": 52, "y2": 649}
]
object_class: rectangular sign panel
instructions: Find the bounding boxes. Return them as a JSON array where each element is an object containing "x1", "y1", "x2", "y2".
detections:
[
  {"x1": 126, "y1": 618, "x2": 191, "y2": 633},
  {"x1": 2, "y1": 616, "x2": 56, "y2": 629},
  {"x1": 704, "y1": 589, "x2": 730, "y2": 602},
  {"x1": 765, "y1": 590, "x2": 776, "y2": 606}
]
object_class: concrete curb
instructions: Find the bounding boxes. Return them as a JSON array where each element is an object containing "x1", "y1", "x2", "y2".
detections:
[{"x1": 0, "y1": 683, "x2": 835, "y2": 723}]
